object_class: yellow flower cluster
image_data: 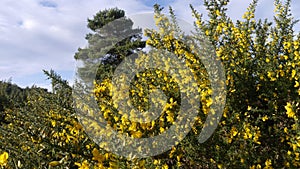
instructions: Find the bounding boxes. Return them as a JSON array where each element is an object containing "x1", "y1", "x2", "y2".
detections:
[
  {"x1": 3, "y1": 1, "x2": 299, "y2": 168},
  {"x1": 0, "y1": 152, "x2": 8, "y2": 167},
  {"x1": 47, "y1": 1, "x2": 300, "y2": 167},
  {"x1": 285, "y1": 102, "x2": 296, "y2": 119}
]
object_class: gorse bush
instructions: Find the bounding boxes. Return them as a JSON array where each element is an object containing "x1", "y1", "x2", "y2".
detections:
[
  {"x1": 0, "y1": 71, "x2": 97, "y2": 168},
  {"x1": 1, "y1": 0, "x2": 299, "y2": 168}
]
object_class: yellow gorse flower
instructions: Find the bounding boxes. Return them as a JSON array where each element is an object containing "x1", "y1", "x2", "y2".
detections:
[
  {"x1": 75, "y1": 160, "x2": 90, "y2": 169},
  {"x1": 0, "y1": 152, "x2": 8, "y2": 166},
  {"x1": 285, "y1": 102, "x2": 295, "y2": 119}
]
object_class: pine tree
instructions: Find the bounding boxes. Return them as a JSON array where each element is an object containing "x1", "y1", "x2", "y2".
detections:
[{"x1": 74, "y1": 8, "x2": 145, "y2": 85}]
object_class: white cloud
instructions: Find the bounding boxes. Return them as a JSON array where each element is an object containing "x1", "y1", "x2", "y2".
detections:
[
  {"x1": 0, "y1": 0, "x2": 299, "y2": 89},
  {"x1": 0, "y1": 0, "x2": 150, "y2": 87},
  {"x1": 167, "y1": 0, "x2": 206, "y2": 23},
  {"x1": 20, "y1": 19, "x2": 38, "y2": 29}
]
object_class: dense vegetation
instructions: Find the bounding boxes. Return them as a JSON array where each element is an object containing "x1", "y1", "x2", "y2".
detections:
[{"x1": 1, "y1": 0, "x2": 299, "y2": 168}]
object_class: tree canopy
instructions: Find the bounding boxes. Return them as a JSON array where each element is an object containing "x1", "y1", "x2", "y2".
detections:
[{"x1": 74, "y1": 7, "x2": 145, "y2": 83}]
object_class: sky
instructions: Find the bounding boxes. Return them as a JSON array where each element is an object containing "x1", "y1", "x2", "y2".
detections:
[{"x1": 0, "y1": 0, "x2": 299, "y2": 91}]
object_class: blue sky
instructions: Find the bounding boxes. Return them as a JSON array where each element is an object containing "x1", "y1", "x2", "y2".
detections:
[{"x1": 0, "y1": 0, "x2": 299, "y2": 90}]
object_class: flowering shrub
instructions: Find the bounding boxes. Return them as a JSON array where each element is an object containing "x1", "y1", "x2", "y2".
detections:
[
  {"x1": 0, "y1": 152, "x2": 8, "y2": 168},
  {"x1": 141, "y1": 0, "x2": 299, "y2": 168},
  {"x1": 85, "y1": 0, "x2": 300, "y2": 168},
  {"x1": 0, "y1": 0, "x2": 299, "y2": 168}
]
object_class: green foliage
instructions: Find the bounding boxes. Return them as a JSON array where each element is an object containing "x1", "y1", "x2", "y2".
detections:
[
  {"x1": 74, "y1": 8, "x2": 145, "y2": 83},
  {"x1": 43, "y1": 69, "x2": 73, "y2": 109},
  {"x1": 0, "y1": 72, "x2": 88, "y2": 168},
  {"x1": 87, "y1": 8, "x2": 126, "y2": 32},
  {"x1": 0, "y1": 80, "x2": 28, "y2": 108},
  {"x1": 1, "y1": 1, "x2": 300, "y2": 168},
  {"x1": 140, "y1": 0, "x2": 300, "y2": 168}
]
